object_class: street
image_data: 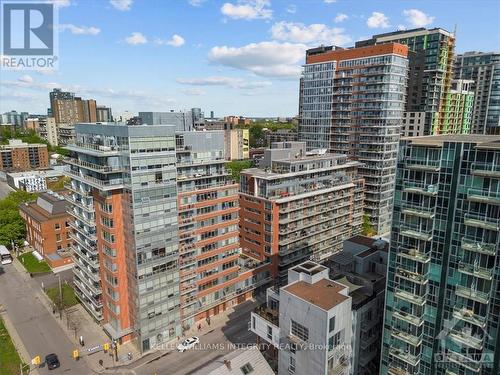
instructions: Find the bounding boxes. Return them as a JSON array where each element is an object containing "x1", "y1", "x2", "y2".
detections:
[
  {"x1": 0, "y1": 264, "x2": 92, "y2": 375},
  {"x1": 0, "y1": 179, "x2": 14, "y2": 199}
]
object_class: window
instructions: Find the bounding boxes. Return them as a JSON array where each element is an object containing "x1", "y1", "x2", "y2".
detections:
[
  {"x1": 100, "y1": 202, "x2": 113, "y2": 213},
  {"x1": 240, "y1": 363, "x2": 254, "y2": 375},
  {"x1": 328, "y1": 330, "x2": 343, "y2": 350},
  {"x1": 329, "y1": 316, "x2": 335, "y2": 332},
  {"x1": 102, "y1": 230, "x2": 115, "y2": 243},
  {"x1": 267, "y1": 325, "x2": 272, "y2": 340},
  {"x1": 290, "y1": 320, "x2": 308, "y2": 342},
  {"x1": 56, "y1": 233, "x2": 61, "y2": 242},
  {"x1": 54, "y1": 223, "x2": 60, "y2": 230},
  {"x1": 289, "y1": 357, "x2": 296, "y2": 373},
  {"x1": 101, "y1": 217, "x2": 114, "y2": 228},
  {"x1": 252, "y1": 316, "x2": 255, "y2": 330}
]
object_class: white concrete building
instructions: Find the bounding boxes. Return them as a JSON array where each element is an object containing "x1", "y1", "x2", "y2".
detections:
[{"x1": 250, "y1": 261, "x2": 352, "y2": 375}]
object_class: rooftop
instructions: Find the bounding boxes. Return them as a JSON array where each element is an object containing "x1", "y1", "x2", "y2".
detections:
[
  {"x1": 283, "y1": 278, "x2": 349, "y2": 311},
  {"x1": 402, "y1": 135, "x2": 500, "y2": 149},
  {"x1": 19, "y1": 191, "x2": 69, "y2": 222},
  {"x1": 0, "y1": 139, "x2": 47, "y2": 149}
]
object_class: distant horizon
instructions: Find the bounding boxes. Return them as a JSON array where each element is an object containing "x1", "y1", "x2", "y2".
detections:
[{"x1": 1, "y1": 0, "x2": 499, "y2": 116}]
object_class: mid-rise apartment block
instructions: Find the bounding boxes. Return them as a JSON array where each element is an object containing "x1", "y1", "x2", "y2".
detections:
[
  {"x1": 175, "y1": 131, "x2": 270, "y2": 330},
  {"x1": 357, "y1": 28, "x2": 458, "y2": 135},
  {"x1": 298, "y1": 43, "x2": 408, "y2": 234},
  {"x1": 239, "y1": 142, "x2": 364, "y2": 285},
  {"x1": 138, "y1": 111, "x2": 194, "y2": 132},
  {"x1": 224, "y1": 128, "x2": 250, "y2": 160},
  {"x1": 454, "y1": 51, "x2": 500, "y2": 134},
  {"x1": 250, "y1": 261, "x2": 352, "y2": 375},
  {"x1": 37, "y1": 117, "x2": 58, "y2": 146},
  {"x1": 0, "y1": 139, "x2": 49, "y2": 172},
  {"x1": 381, "y1": 135, "x2": 500, "y2": 375},
  {"x1": 66, "y1": 123, "x2": 180, "y2": 351},
  {"x1": 19, "y1": 191, "x2": 73, "y2": 269},
  {"x1": 96, "y1": 106, "x2": 113, "y2": 122},
  {"x1": 49, "y1": 88, "x2": 100, "y2": 125}
]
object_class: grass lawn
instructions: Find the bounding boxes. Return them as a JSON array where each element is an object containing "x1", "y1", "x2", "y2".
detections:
[
  {"x1": 0, "y1": 317, "x2": 29, "y2": 375},
  {"x1": 45, "y1": 284, "x2": 79, "y2": 309},
  {"x1": 17, "y1": 252, "x2": 51, "y2": 274}
]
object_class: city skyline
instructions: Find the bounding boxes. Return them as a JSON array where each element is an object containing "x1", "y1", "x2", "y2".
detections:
[{"x1": 1, "y1": 0, "x2": 499, "y2": 117}]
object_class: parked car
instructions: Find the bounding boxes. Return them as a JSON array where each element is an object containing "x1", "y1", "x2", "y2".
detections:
[
  {"x1": 177, "y1": 336, "x2": 200, "y2": 352},
  {"x1": 45, "y1": 354, "x2": 60, "y2": 370}
]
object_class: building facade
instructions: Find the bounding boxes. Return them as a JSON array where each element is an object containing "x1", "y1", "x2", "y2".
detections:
[
  {"x1": 19, "y1": 191, "x2": 73, "y2": 269},
  {"x1": 265, "y1": 129, "x2": 298, "y2": 147},
  {"x1": 454, "y1": 51, "x2": 500, "y2": 134},
  {"x1": 442, "y1": 79, "x2": 475, "y2": 135},
  {"x1": 49, "y1": 88, "x2": 101, "y2": 125},
  {"x1": 250, "y1": 261, "x2": 352, "y2": 375},
  {"x1": 224, "y1": 128, "x2": 250, "y2": 160},
  {"x1": 175, "y1": 131, "x2": 270, "y2": 330},
  {"x1": 66, "y1": 123, "x2": 181, "y2": 352},
  {"x1": 138, "y1": 111, "x2": 194, "y2": 132},
  {"x1": 37, "y1": 117, "x2": 58, "y2": 146},
  {"x1": 357, "y1": 28, "x2": 458, "y2": 136},
  {"x1": 402, "y1": 112, "x2": 426, "y2": 137},
  {"x1": 381, "y1": 135, "x2": 500, "y2": 375},
  {"x1": 0, "y1": 139, "x2": 49, "y2": 172},
  {"x1": 298, "y1": 43, "x2": 408, "y2": 234},
  {"x1": 96, "y1": 106, "x2": 113, "y2": 122},
  {"x1": 239, "y1": 142, "x2": 364, "y2": 285}
]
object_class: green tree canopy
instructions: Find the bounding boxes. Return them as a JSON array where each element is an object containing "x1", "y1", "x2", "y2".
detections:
[{"x1": 0, "y1": 191, "x2": 37, "y2": 248}]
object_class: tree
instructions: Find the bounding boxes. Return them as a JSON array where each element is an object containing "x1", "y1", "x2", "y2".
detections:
[
  {"x1": 226, "y1": 160, "x2": 253, "y2": 182},
  {"x1": 0, "y1": 191, "x2": 37, "y2": 248},
  {"x1": 361, "y1": 214, "x2": 376, "y2": 236}
]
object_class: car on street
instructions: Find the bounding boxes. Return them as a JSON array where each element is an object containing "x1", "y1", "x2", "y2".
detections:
[
  {"x1": 45, "y1": 354, "x2": 60, "y2": 370},
  {"x1": 177, "y1": 336, "x2": 200, "y2": 352}
]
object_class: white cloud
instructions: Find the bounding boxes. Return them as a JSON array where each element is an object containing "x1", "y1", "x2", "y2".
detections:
[
  {"x1": 403, "y1": 9, "x2": 435, "y2": 27},
  {"x1": 18, "y1": 75, "x2": 34, "y2": 83},
  {"x1": 270, "y1": 21, "x2": 351, "y2": 45},
  {"x1": 177, "y1": 76, "x2": 272, "y2": 89},
  {"x1": 208, "y1": 41, "x2": 306, "y2": 78},
  {"x1": 286, "y1": 4, "x2": 296, "y2": 14},
  {"x1": 324, "y1": 0, "x2": 337, "y2": 3},
  {"x1": 221, "y1": 0, "x2": 272, "y2": 20},
  {"x1": 49, "y1": 0, "x2": 71, "y2": 7},
  {"x1": 181, "y1": 88, "x2": 206, "y2": 96},
  {"x1": 334, "y1": 13, "x2": 348, "y2": 23},
  {"x1": 110, "y1": 0, "x2": 133, "y2": 11},
  {"x1": 59, "y1": 24, "x2": 101, "y2": 35},
  {"x1": 188, "y1": 0, "x2": 206, "y2": 6},
  {"x1": 125, "y1": 32, "x2": 147, "y2": 45},
  {"x1": 367, "y1": 12, "x2": 390, "y2": 28},
  {"x1": 166, "y1": 34, "x2": 185, "y2": 47}
]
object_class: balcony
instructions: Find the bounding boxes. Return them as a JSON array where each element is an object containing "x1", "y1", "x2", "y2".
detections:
[
  {"x1": 67, "y1": 169, "x2": 124, "y2": 191},
  {"x1": 66, "y1": 142, "x2": 121, "y2": 156},
  {"x1": 447, "y1": 350, "x2": 482, "y2": 373},
  {"x1": 389, "y1": 348, "x2": 420, "y2": 367},
  {"x1": 401, "y1": 204, "x2": 435, "y2": 219},
  {"x1": 461, "y1": 238, "x2": 497, "y2": 256},
  {"x1": 391, "y1": 329, "x2": 422, "y2": 347},
  {"x1": 405, "y1": 158, "x2": 440, "y2": 172},
  {"x1": 398, "y1": 248, "x2": 430, "y2": 263},
  {"x1": 396, "y1": 268, "x2": 428, "y2": 285},
  {"x1": 65, "y1": 157, "x2": 124, "y2": 174},
  {"x1": 388, "y1": 367, "x2": 411, "y2": 375},
  {"x1": 457, "y1": 261, "x2": 493, "y2": 280},
  {"x1": 455, "y1": 285, "x2": 490, "y2": 304},
  {"x1": 452, "y1": 308, "x2": 486, "y2": 329},
  {"x1": 64, "y1": 183, "x2": 92, "y2": 196},
  {"x1": 449, "y1": 329, "x2": 483, "y2": 350},
  {"x1": 467, "y1": 188, "x2": 500, "y2": 205},
  {"x1": 403, "y1": 182, "x2": 439, "y2": 196},
  {"x1": 253, "y1": 303, "x2": 279, "y2": 327},
  {"x1": 463, "y1": 213, "x2": 500, "y2": 232},
  {"x1": 394, "y1": 288, "x2": 426, "y2": 306},
  {"x1": 400, "y1": 224, "x2": 433, "y2": 242},
  {"x1": 69, "y1": 221, "x2": 97, "y2": 241},
  {"x1": 471, "y1": 162, "x2": 500, "y2": 178},
  {"x1": 393, "y1": 310, "x2": 424, "y2": 327}
]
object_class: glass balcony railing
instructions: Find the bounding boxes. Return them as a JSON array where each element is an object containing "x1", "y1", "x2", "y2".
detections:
[
  {"x1": 389, "y1": 348, "x2": 420, "y2": 367},
  {"x1": 403, "y1": 182, "x2": 439, "y2": 196},
  {"x1": 457, "y1": 261, "x2": 493, "y2": 280},
  {"x1": 398, "y1": 248, "x2": 430, "y2": 263},
  {"x1": 463, "y1": 213, "x2": 500, "y2": 231},
  {"x1": 447, "y1": 350, "x2": 482, "y2": 372},
  {"x1": 467, "y1": 188, "x2": 500, "y2": 205},
  {"x1": 401, "y1": 204, "x2": 435, "y2": 219},
  {"x1": 405, "y1": 158, "x2": 440, "y2": 172},
  {"x1": 67, "y1": 169, "x2": 124, "y2": 191},
  {"x1": 452, "y1": 308, "x2": 486, "y2": 328},
  {"x1": 394, "y1": 288, "x2": 426, "y2": 306},
  {"x1": 470, "y1": 162, "x2": 500, "y2": 177},
  {"x1": 388, "y1": 366, "x2": 412, "y2": 375},
  {"x1": 455, "y1": 285, "x2": 490, "y2": 304},
  {"x1": 400, "y1": 224, "x2": 433, "y2": 241},
  {"x1": 449, "y1": 329, "x2": 484, "y2": 350},
  {"x1": 65, "y1": 157, "x2": 124, "y2": 174},
  {"x1": 393, "y1": 310, "x2": 424, "y2": 327},
  {"x1": 461, "y1": 238, "x2": 497, "y2": 256},
  {"x1": 391, "y1": 329, "x2": 423, "y2": 347}
]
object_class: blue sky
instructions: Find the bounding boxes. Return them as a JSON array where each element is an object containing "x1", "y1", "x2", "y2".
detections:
[{"x1": 1, "y1": 0, "x2": 499, "y2": 117}]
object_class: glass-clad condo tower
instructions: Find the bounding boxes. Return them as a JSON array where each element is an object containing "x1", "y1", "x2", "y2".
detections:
[{"x1": 381, "y1": 135, "x2": 500, "y2": 375}]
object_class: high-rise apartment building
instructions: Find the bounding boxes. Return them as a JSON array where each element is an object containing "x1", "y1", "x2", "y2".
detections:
[
  {"x1": 357, "y1": 28, "x2": 458, "y2": 135},
  {"x1": 175, "y1": 131, "x2": 270, "y2": 329},
  {"x1": 298, "y1": 43, "x2": 408, "y2": 234},
  {"x1": 96, "y1": 105, "x2": 113, "y2": 122},
  {"x1": 250, "y1": 261, "x2": 353, "y2": 375},
  {"x1": 443, "y1": 79, "x2": 475, "y2": 134},
  {"x1": 1, "y1": 110, "x2": 29, "y2": 127},
  {"x1": 49, "y1": 89, "x2": 101, "y2": 125},
  {"x1": 239, "y1": 142, "x2": 364, "y2": 285},
  {"x1": 381, "y1": 135, "x2": 500, "y2": 375},
  {"x1": 0, "y1": 139, "x2": 49, "y2": 172},
  {"x1": 66, "y1": 123, "x2": 180, "y2": 351},
  {"x1": 454, "y1": 51, "x2": 500, "y2": 134}
]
